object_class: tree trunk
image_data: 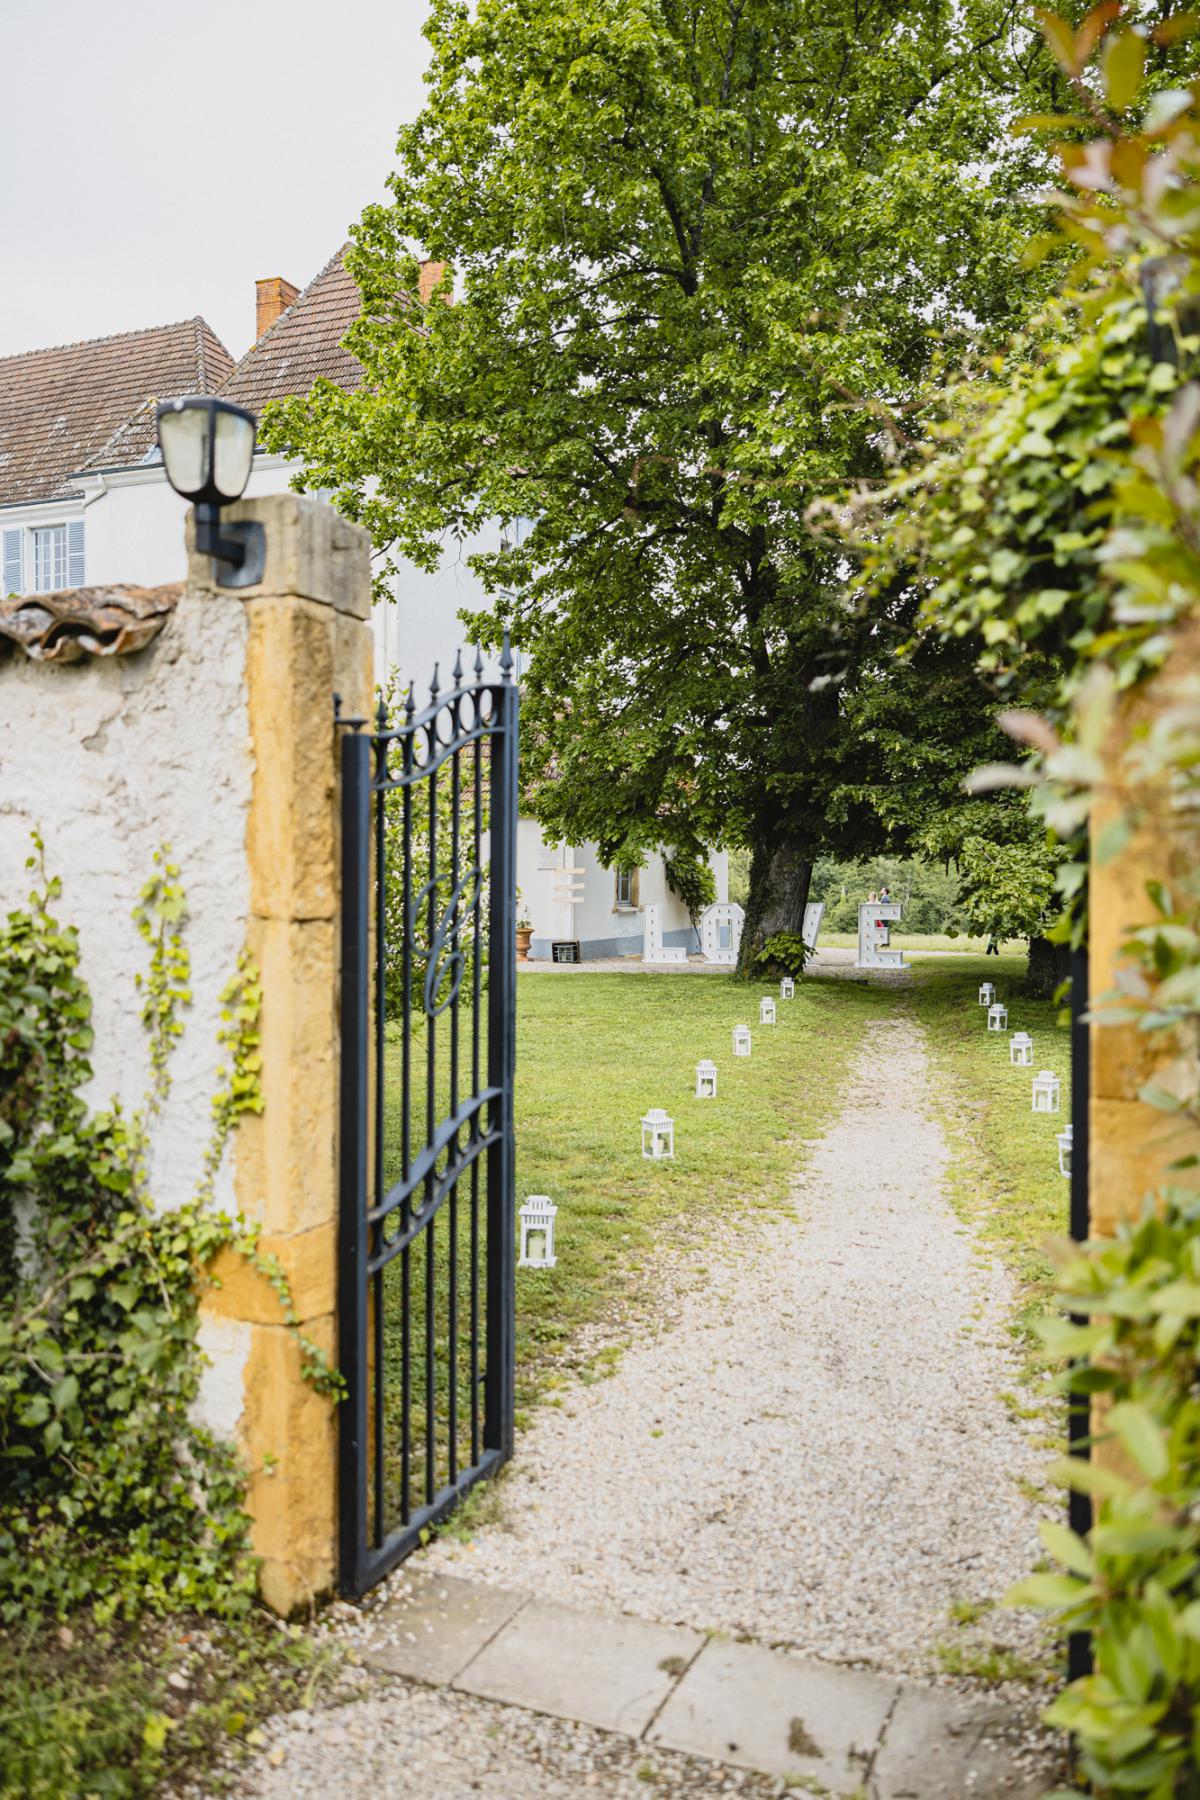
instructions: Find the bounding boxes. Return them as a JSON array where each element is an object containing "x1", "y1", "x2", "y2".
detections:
[
  {"x1": 738, "y1": 831, "x2": 813, "y2": 976},
  {"x1": 1026, "y1": 933, "x2": 1071, "y2": 999}
]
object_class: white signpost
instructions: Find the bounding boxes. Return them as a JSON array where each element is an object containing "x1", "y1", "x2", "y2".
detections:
[
  {"x1": 700, "y1": 902, "x2": 745, "y2": 967},
  {"x1": 856, "y1": 901, "x2": 904, "y2": 970},
  {"x1": 643, "y1": 901, "x2": 688, "y2": 965}
]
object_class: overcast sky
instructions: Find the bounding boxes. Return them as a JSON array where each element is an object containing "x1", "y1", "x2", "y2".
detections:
[{"x1": 1, "y1": 1, "x2": 432, "y2": 361}]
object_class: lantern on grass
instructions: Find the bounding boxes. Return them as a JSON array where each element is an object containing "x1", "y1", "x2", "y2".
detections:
[
  {"x1": 760, "y1": 996, "x2": 777, "y2": 1025},
  {"x1": 1010, "y1": 1031, "x2": 1033, "y2": 1066},
  {"x1": 979, "y1": 982, "x2": 995, "y2": 1006},
  {"x1": 695, "y1": 1059, "x2": 718, "y2": 1099},
  {"x1": 1032, "y1": 1070, "x2": 1061, "y2": 1114},
  {"x1": 987, "y1": 1002, "x2": 1008, "y2": 1032},
  {"x1": 641, "y1": 1108, "x2": 675, "y2": 1159},
  {"x1": 780, "y1": 977, "x2": 795, "y2": 1000},
  {"x1": 518, "y1": 1196, "x2": 557, "y2": 1268},
  {"x1": 733, "y1": 1025, "x2": 752, "y2": 1057},
  {"x1": 1057, "y1": 1123, "x2": 1073, "y2": 1178}
]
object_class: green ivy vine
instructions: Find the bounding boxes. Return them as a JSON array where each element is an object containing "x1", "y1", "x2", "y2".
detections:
[{"x1": 0, "y1": 840, "x2": 338, "y2": 1629}]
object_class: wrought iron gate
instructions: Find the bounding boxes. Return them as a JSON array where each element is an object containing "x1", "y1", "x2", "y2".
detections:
[{"x1": 337, "y1": 647, "x2": 518, "y2": 1597}]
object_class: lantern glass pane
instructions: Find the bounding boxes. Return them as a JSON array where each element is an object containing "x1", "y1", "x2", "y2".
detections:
[
  {"x1": 159, "y1": 405, "x2": 210, "y2": 499},
  {"x1": 212, "y1": 407, "x2": 255, "y2": 501}
]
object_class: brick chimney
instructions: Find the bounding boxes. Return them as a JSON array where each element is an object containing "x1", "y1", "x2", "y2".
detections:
[
  {"x1": 255, "y1": 275, "x2": 300, "y2": 340},
  {"x1": 418, "y1": 259, "x2": 449, "y2": 306}
]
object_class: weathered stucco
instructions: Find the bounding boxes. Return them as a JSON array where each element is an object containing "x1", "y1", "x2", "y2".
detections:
[{"x1": 0, "y1": 591, "x2": 253, "y2": 1217}]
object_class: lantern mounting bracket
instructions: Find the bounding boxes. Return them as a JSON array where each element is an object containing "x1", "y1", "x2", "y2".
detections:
[{"x1": 195, "y1": 504, "x2": 266, "y2": 589}]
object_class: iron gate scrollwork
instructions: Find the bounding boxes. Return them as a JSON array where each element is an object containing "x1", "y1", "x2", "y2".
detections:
[{"x1": 338, "y1": 646, "x2": 518, "y2": 1597}]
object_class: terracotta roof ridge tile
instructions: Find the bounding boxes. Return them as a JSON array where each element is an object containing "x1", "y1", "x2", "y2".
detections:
[{"x1": 0, "y1": 315, "x2": 228, "y2": 370}]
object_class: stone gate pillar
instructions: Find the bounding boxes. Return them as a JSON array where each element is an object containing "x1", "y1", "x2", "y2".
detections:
[
  {"x1": 192, "y1": 495, "x2": 372, "y2": 1613},
  {"x1": 1089, "y1": 621, "x2": 1200, "y2": 1232}
]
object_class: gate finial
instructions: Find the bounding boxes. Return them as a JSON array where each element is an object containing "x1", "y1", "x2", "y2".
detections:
[
  {"x1": 375, "y1": 695, "x2": 388, "y2": 733},
  {"x1": 500, "y1": 632, "x2": 514, "y2": 680},
  {"x1": 430, "y1": 662, "x2": 440, "y2": 702},
  {"x1": 404, "y1": 681, "x2": 415, "y2": 722},
  {"x1": 452, "y1": 647, "x2": 463, "y2": 686},
  {"x1": 473, "y1": 645, "x2": 484, "y2": 680}
]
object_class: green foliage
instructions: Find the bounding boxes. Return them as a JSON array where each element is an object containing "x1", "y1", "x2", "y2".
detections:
[
  {"x1": 868, "y1": 6, "x2": 1200, "y2": 1785},
  {"x1": 663, "y1": 848, "x2": 715, "y2": 931},
  {"x1": 1012, "y1": 1195, "x2": 1200, "y2": 1797},
  {"x1": 0, "y1": 843, "x2": 335, "y2": 1629},
  {"x1": 754, "y1": 932, "x2": 809, "y2": 978},
  {"x1": 263, "y1": 0, "x2": 1059, "y2": 945},
  {"x1": 810, "y1": 856, "x2": 968, "y2": 936},
  {"x1": 0, "y1": 1610, "x2": 338, "y2": 1800}
]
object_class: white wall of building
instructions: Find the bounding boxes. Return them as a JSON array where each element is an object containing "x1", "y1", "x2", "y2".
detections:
[
  {"x1": 0, "y1": 593, "x2": 252, "y2": 1217},
  {"x1": 519, "y1": 821, "x2": 723, "y2": 960}
]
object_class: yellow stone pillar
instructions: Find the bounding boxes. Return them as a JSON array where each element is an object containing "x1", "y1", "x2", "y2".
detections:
[
  {"x1": 191, "y1": 494, "x2": 373, "y2": 1614},
  {"x1": 1090, "y1": 624, "x2": 1200, "y2": 1233}
]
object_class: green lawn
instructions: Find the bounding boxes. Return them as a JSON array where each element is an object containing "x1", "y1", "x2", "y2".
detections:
[
  {"x1": 373, "y1": 969, "x2": 881, "y2": 1529},
  {"x1": 904, "y1": 953, "x2": 1072, "y2": 1347},
  {"x1": 508, "y1": 969, "x2": 880, "y2": 1398}
]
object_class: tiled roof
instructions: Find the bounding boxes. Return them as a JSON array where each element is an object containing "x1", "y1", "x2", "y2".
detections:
[
  {"x1": 0, "y1": 581, "x2": 182, "y2": 661},
  {"x1": 220, "y1": 246, "x2": 364, "y2": 414},
  {"x1": 0, "y1": 319, "x2": 233, "y2": 505}
]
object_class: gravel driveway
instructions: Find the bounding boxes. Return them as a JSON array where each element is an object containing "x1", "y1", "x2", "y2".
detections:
[
  {"x1": 418, "y1": 1013, "x2": 1049, "y2": 1679},
  {"x1": 231, "y1": 1012, "x2": 1060, "y2": 1799}
]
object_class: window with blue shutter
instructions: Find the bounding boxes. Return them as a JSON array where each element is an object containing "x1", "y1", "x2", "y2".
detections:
[
  {"x1": 68, "y1": 518, "x2": 84, "y2": 586},
  {"x1": 3, "y1": 528, "x2": 21, "y2": 597}
]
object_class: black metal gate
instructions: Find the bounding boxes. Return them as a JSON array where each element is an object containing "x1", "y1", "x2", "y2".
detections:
[{"x1": 337, "y1": 647, "x2": 518, "y2": 1597}]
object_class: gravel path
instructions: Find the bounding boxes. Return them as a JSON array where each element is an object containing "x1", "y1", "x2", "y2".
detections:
[
  {"x1": 228, "y1": 1673, "x2": 781, "y2": 1800},
  {"x1": 416, "y1": 1014, "x2": 1049, "y2": 1679}
]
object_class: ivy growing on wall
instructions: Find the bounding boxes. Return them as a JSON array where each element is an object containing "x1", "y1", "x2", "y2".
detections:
[{"x1": 0, "y1": 841, "x2": 334, "y2": 1627}]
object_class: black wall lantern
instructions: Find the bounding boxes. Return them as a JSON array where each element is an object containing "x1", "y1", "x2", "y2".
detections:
[{"x1": 156, "y1": 396, "x2": 265, "y2": 587}]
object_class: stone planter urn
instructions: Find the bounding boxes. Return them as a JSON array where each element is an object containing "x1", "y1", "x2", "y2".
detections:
[{"x1": 516, "y1": 923, "x2": 533, "y2": 963}]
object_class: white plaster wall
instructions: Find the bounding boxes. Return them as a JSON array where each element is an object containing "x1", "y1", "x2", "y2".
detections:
[
  {"x1": 0, "y1": 593, "x2": 253, "y2": 1214},
  {"x1": 518, "y1": 824, "x2": 708, "y2": 958}
]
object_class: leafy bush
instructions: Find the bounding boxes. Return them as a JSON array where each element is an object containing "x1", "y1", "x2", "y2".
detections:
[
  {"x1": 664, "y1": 847, "x2": 716, "y2": 932},
  {"x1": 1013, "y1": 1196, "x2": 1200, "y2": 1796},
  {"x1": 754, "y1": 932, "x2": 809, "y2": 977}
]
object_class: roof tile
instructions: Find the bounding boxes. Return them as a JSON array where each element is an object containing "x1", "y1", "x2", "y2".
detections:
[{"x1": 0, "y1": 319, "x2": 233, "y2": 505}]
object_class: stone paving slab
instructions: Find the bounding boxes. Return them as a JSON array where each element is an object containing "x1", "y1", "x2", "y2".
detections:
[
  {"x1": 358, "y1": 1570, "x2": 529, "y2": 1685},
  {"x1": 453, "y1": 1596, "x2": 704, "y2": 1737},
  {"x1": 348, "y1": 1570, "x2": 1062, "y2": 1797},
  {"x1": 649, "y1": 1635, "x2": 898, "y2": 1791},
  {"x1": 871, "y1": 1684, "x2": 1054, "y2": 1800}
]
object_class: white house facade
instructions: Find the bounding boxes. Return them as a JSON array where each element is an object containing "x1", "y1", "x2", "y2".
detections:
[{"x1": 0, "y1": 252, "x2": 723, "y2": 959}]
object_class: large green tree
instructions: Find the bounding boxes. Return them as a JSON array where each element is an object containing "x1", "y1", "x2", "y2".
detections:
[{"x1": 265, "y1": 0, "x2": 1052, "y2": 962}]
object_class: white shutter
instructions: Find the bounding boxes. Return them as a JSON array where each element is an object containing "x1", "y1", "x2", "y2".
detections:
[
  {"x1": 67, "y1": 519, "x2": 84, "y2": 586},
  {"x1": 3, "y1": 528, "x2": 21, "y2": 596}
]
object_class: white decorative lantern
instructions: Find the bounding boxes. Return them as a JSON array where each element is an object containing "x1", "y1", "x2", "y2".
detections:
[
  {"x1": 641, "y1": 1108, "x2": 675, "y2": 1159},
  {"x1": 987, "y1": 1002, "x2": 1008, "y2": 1032},
  {"x1": 1009, "y1": 1031, "x2": 1033, "y2": 1066},
  {"x1": 695, "y1": 1059, "x2": 718, "y2": 1099},
  {"x1": 518, "y1": 1195, "x2": 557, "y2": 1268},
  {"x1": 733, "y1": 1025, "x2": 752, "y2": 1057},
  {"x1": 760, "y1": 996, "x2": 776, "y2": 1025},
  {"x1": 979, "y1": 982, "x2": 995, "y2": 1006},
  {"x1": 780, "y1": 977, "x2": 795, "y2": 1000},
  {"x1": 1057, "y1": 1123, "x2": 1073, "y2": 1178},
  {"x1": 1032, "y1": 1070, "x2": 1061, "y2": 1114}
]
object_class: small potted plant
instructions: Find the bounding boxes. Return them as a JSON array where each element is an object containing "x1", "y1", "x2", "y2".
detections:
[{"x1": 516, "y1": 892, "x2": 534, "y2": 962}]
